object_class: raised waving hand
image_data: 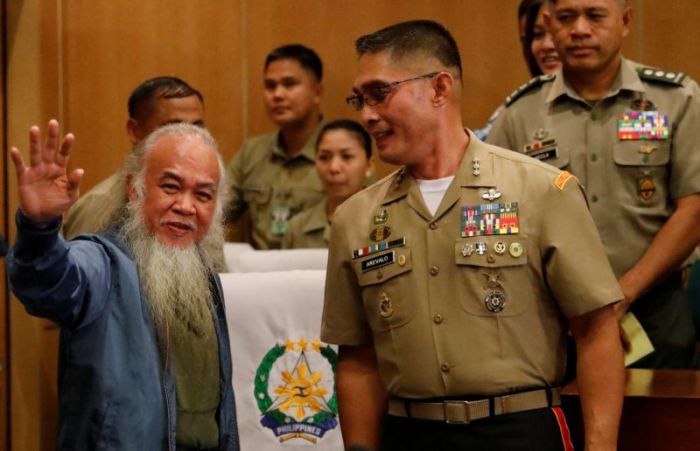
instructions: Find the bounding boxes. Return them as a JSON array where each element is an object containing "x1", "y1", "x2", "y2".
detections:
[{"x1": 9, "y1": 119, "x2": 84, "y2": 223}]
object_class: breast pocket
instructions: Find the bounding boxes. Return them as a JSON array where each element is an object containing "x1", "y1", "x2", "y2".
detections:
[
  {"x1": 548, "y1": 145, "x2": 571, "y2": 169},
  {"x1": 613, "y1": 140, "x2": 670, "y2": 166},
  {"x1": 613, "y1": 141, "x2": 670, "y2": 203},
  {"x1": 242, "y1": 184, "x2": 272, "y2": 207},
  {"x1": 454, "y1": 237, "x2": 530, "y2": 317},
  {"x1": 354, "y1": 248, "x2": 414, "y2": 331},
  {"x1": 289, "y1": 186, "x2": 324, "y2": 213}
]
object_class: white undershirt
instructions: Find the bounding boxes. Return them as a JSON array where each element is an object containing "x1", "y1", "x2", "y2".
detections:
[{"x1": 416, "y1": 176, "x2": 455, "y2": 216}]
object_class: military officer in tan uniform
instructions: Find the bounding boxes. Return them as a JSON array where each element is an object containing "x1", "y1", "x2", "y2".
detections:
[
  {"x1": 322, "y1": 20, "x2": 623, "y2": 451},
  {"x1": 283, "y1": 119, "x2": 373, "y2": 249},
  {"x1": 488, "y1": 0, "x2": 700, "y2": 369},
  {"x1": 225, "y1": 45, "x2": 325, "y2": 249}
]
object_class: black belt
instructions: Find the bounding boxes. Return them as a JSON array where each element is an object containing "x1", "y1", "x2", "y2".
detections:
[{"x1": 387, "y1": 387, "x2": 560, "y2": 424}]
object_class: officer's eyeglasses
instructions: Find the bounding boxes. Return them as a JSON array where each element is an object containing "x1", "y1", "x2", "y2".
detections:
[{"x1": 346, "y1": 72, "x2": 440, "y2": 111}]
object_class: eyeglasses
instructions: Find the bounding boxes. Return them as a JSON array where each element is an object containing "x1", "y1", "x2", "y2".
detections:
[{"x1": 346, "y1": 72, "x2": 440, "y2": 111}]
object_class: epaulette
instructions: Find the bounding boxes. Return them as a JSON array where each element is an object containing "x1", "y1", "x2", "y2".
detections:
[
  {"x1": 505, "y1": 73, "x2": 555, "y2": 106},
  {"x1": 637, "y1": 67, "x2": 686, "y2": 86}
]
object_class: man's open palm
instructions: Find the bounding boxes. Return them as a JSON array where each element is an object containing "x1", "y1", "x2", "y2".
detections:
[{"x1": 9, "y1": 119, "x2": 83, "y2": 223}]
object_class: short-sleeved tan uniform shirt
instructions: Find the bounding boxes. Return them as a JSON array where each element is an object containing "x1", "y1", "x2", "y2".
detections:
[
  {"x1": 321, "y1": 136, "x2": 622, "y2": 398},
  {"x1": 63, "y1": 173, "x2": 123, "y2": 239},
  {"x1": 281, "y1": 199, "x2": 329, "y2": 249},
  {"x1": 487, "y1": 59, "x2": 700, "y2": 277},
  {"x1": 225, "y1": 121, "x2": 325, "y2": 249}
]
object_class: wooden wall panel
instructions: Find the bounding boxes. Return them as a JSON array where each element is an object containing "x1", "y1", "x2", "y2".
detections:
[
  {"x1": 62, "y1": 0, "x2": 244, "y2": 192},
  {"x1": 0, "y1": 0, "x2": 6, "y2": 446},
  {"x1": 7, "y1": 1, "x2": 245, "y2": 449},
  {"x1": 636, "y1": 0, "x2": 700, "y2": 80},
  {"x1": 4, "y1": 2, "x2": 700, "y2": 451},
  {"x1": 6, "y1": 1, "x2": 62, "y2": 449}
]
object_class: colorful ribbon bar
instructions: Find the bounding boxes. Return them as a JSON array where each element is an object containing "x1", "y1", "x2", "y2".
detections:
[{"x1": 352, "y1": 237, "x2": 406, "y2": 259}]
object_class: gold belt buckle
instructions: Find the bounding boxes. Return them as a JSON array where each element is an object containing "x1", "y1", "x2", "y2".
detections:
[{"x1": 443, "y1": 400, "x2": 472, "y2": 424}]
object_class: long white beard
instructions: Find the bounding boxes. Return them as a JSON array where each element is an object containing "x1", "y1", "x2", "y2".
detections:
[
  {"x1": 99, "y1": 174, "x2": 228, "y2": 272},
  {"x1": 120, "y1": 201, "x2": 216, "y2": 346}
]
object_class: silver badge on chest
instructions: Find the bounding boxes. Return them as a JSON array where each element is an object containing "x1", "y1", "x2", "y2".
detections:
[{"x1": 481, "y1": 188, "x2": 502, "y2": 202}]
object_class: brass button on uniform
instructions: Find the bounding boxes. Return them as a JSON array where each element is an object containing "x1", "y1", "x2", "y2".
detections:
[
  {"x1": 509, "y1": 242, "x2": 524, "y2": 258},
  {"x1": 440, "y1": 363, "x2": 450, "y2": 373},
  {"x1": 429, "y1": 222, "x2": 438, "y2": 230},
  {"x1": 376, "y1": 269, "x2": 384, "y2": 280},
  {"x1": 433, "y1": 313, "x2": 444, "y2": 324},
  {"x1": 430, "y1": 265, "x2": 439, "y2": 276},
  {"x1": 487, "y1": 255, "x2": 496, "y2": 263},
  {"x1": 398, "y1": 254, "x2": 406, "y2": 266}
]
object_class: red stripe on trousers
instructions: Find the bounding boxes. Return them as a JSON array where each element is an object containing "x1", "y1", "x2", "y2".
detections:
[{"x1": 552, "y1": 406, "x2": 574, "y2": 451}]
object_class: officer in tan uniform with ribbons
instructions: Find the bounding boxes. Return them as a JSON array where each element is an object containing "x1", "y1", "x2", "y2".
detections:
[
  {"x1": 321, "y1": 20, "x2": 623, "y2": 451},
  {"x1": 488, "y1": 0, "x2": 700, "y2": 369},
  {"x1": 225, "y1": 44, "x2": 325, "y2": 249}
]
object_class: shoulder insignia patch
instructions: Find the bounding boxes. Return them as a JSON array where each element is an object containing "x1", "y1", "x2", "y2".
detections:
[
  {"x1": 505, "y1": 73, "x2": 556, "y2": 106},
  {"x1": 552, "y1": 171, "x2": 574, "y2": 191},
  {"x1": 637, "y1": 67, "x2": 686, "y2": 86}
]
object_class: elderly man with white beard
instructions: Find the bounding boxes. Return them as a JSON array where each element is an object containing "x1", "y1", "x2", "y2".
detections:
[{"x1": 6, "y1": 120, "x2": 240, "y2": 451}]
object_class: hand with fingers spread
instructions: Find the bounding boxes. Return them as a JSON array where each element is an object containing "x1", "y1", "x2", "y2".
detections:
[{"x1": 10, "y1": 119, "x2": 84, "y2": 223}]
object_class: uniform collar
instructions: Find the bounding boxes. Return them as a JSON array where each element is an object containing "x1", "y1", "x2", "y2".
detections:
[
  {"x1": 545, "y1": 57, "x2": 645, "y2": 104},
  {"x1": 380, "y1": 131, "x2": 497, "y2": 220},
  {"x1": 271, "y1": 116, "x2": 326, "y2": 162},
  {"x1": 618, "y1": 58, "x2": 646, "y2": 93},
  {"x1": 455, "y1": 134, "x2": 497, "y2": 188}
]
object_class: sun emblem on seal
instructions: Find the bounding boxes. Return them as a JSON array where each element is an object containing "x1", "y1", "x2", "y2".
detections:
[{"x1": 255, "y1": 338, "x2": 338, "y2": 444}]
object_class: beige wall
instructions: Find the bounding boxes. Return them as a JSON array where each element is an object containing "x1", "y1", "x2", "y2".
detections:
[{"x1": 4, "y1": 1, "x2": 700, "y2": 449}]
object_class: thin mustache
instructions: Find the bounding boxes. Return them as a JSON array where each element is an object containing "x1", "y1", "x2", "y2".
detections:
[
  {"x1": 565, "y1": 44, "x2": 600, "y2": 50},
  {"x1": 160, "y1": 220, "x2": 196, "y2": 231}
]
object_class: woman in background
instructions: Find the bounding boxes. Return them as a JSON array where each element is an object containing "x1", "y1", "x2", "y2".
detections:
[
  {"x1": 282, "y1": 119, "x2": 372, "y2": 249},
  {"x1": 523, "y1": 0, "x2": 561, "y2": 76},
  {"x1": 474, "y1": 0, "x2": 561, "y2": 140}
]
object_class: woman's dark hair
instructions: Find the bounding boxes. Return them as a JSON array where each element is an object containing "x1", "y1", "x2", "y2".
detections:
[
  {"x1": 522, "y1": 0, "x2": 546, "y2": 77},
  {"x1": 316, "y1": 119, "x2": 372, "y2": 159}
]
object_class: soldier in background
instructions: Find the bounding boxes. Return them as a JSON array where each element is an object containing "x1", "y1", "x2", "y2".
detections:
[
  {"x1": 225, "y1": 44, "x2": 325, "y2": 249},
  {"x1": 488, "y1": 0, "x2": 700, "y2": 368},
  {"x1": 282, "y1": 119, "x2": 373, "y2": 249}
]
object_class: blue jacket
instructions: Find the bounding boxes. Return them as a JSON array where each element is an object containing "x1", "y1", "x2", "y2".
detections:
[{"x1": 7, "y1": 213, "x2": 240, "y2": 450}]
